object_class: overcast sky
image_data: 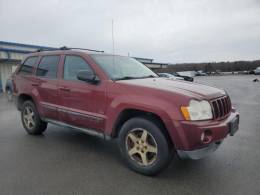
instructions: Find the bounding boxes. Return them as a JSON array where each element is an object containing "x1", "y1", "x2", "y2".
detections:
[{"x1": 0, "y1": 0, "x2": 259, "y2": 63}]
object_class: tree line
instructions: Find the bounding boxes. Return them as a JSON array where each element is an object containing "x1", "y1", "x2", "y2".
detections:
[{"x1": 154, "y1": 60, "x2": 260, "y2": 73}]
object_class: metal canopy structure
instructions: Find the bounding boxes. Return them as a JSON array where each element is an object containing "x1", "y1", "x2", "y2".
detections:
[{"x1": 0, "y1": 41, "x2": 56, "y2": 92}]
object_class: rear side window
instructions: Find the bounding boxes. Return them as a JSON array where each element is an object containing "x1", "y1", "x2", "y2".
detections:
[
  {"x1": 18, "y1": 56, "x2": 38, "y2": 75},
  {"x1": 36, "y1": 56, "x2": 60, "y2": 79},
  {"x1": 63, "y1": 55, "x2": 93, "y2": 81}
]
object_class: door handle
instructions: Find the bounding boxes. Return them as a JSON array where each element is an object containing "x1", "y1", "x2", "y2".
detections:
[
  {"x1": 59, "y1": 87, "x2": 70, "y2": 92},
  {"x1": 32, "y1": 83, "x2": 39, "y2": 87}
]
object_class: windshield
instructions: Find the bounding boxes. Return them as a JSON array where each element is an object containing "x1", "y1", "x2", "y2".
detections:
[{"x1": 90, "y1": 54, "x2": 157, "y2": 80}]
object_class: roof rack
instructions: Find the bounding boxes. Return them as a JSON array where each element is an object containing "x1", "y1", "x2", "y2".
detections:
[
  {"x1": 33, "y1": 46, "x2": 104, "y2": 53},
  {"x1": 35, "y1": 48, "x2": 57, "y2": 52},
  {"x1": 60, "y1": 46, "x2": 104, "y2": 53}
]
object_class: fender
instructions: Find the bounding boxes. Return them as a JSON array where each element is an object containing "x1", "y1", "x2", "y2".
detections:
[{"x1": 104, "y1": 94, "x2": 186, "y2": 144}]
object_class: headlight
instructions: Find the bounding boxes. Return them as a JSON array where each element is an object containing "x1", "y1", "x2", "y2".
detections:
[{"x1": 181, "y1": 100, "x2": 213, "y2": 121}]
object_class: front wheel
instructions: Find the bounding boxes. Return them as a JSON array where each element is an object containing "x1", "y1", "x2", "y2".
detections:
[
  {"x1": 21, "y1": 100, "x2": 47, "y2": 135},
  {"x1": 118, "y1": 117, "x2": 172, "y2": 175}
]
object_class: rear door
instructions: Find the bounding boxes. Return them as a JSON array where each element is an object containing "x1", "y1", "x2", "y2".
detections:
[
  {"x1": 58, "y1": 55, "x2": 107, "y2": 131},
  {"x1": 35, "y1": 55, "x2": 60, "y2": 120},
  {"x1": 13, "y1": 56, "x2": 38, "y2": 97}
]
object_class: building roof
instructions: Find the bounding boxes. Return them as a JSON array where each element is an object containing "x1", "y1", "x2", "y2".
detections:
[
  {"x1": 0, "y1": 41, "x2": 56, "y2": 54},
  {"x1": 0, "y1": 41, "x2": 56, "y2": 50},
  {"x1": 132, "y1": 56, "x2": 154, "y2": 63},
  {"x1": 0, "y1": 41, "x2": 57, "y2": 62},
  {"x1": 0, "y1": 41, "x2": 156, "y2": 65}
]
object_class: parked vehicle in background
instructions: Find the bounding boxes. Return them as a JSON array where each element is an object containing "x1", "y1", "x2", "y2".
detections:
[
  {"x1": 195, "y1": 70, "x2": 207, "y2": 76},
  {"x1": 13, "y1": 48, "x2": 239, "y2": 175},
  {"x1": 157, "y1": 73, "x2": 184, "y2": 80},
  {"x1": 215, "y1": 70, "x2": 223, "y2": 75},
  {"x1": 171, "y1": 72, "x2": 194, "y2": 82},
  {"x1": 254, "y1": 67, "x2": 260, "y2": 75},
  {"x1": 5, "y1": 78, "x2": 13, "y2": 101},
  {"x1": 248, "y1": 70, "x2": 255, "y2": 74}
]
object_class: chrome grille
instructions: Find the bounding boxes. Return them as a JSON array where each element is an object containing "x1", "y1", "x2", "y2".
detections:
[{"x1": 210, "y1": 96, "x2": 231, "y2": 119}]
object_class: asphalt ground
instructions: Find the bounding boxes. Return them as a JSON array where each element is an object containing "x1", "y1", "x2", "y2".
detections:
[{"x1": 0, "y1": 75, "x2": 259, "y2": 195}]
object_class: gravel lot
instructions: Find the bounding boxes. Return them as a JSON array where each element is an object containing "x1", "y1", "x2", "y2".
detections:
[{"x1": 0, "y1": 75, "x2": 260, "y2": 195}]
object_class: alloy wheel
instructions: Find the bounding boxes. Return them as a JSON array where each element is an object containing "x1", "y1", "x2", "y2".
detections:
[
  {"x1": 23, "y1": 106, "x2": 35, "y2": 129},
  {"x1": 125, "y1": 128, "x2": 158, "y2": 166}
]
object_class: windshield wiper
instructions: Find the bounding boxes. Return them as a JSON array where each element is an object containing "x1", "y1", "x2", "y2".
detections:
[
  {"x1": 114, "y1": 76, "x2": 139, "y2": 81},
  {"x1": 114, "y1": 75, "x2": 157, "y2": 81},
  {"x1": 139, "y1": 75, "x2": 157, "y2": 79}
]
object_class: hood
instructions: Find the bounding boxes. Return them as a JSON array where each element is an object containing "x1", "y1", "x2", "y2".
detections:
[{"x1": 117, "y1": 77, "x2": 225, "y2": 100}]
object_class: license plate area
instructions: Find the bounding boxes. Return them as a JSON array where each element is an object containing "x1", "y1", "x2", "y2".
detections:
[{"x1": 229, "y1": 116, "x2": 239, "y2": 136}]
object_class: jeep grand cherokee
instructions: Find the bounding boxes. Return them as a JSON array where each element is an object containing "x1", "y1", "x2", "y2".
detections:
[{"x1": 12, "y1": 48, "x2": 239, "y2": 175}]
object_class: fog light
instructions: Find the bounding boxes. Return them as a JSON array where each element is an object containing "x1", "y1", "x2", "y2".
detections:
[{"x1": 201, "y1": 130, "x2": 212, "y2": 144}]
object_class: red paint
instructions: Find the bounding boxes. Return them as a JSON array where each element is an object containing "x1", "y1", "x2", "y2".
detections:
[{"x1": 13, "y1": 50, "x2": 239, "y2": 151}]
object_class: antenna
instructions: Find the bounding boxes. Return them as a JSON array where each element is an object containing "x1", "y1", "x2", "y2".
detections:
[
  {"x1": 112, "y1": 19, "x2": 115, "y2": 56},
  {"x1": 112, "y1": 19, "x2": 116, "y2": 77}
]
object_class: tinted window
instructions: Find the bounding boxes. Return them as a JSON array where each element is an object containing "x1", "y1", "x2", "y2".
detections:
[
  {"x1": 63, "y1": 55, "x2": 93, "y2": 81},
  {"x1": 19, "y1": 57, "x2": 38, "y2": 75},
  {"x1": 36, "y1": 56, "x2": 60, "y2": 78}
]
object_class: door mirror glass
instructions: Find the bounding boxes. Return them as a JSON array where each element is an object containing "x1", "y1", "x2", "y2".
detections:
[{"x1": 77, "y1": 70, "x2": 99, "y2": 84}]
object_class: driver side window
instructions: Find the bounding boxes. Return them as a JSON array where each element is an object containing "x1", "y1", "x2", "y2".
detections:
[{"x1": 63, "y1": 55, "x2": 93, "y2": 81}]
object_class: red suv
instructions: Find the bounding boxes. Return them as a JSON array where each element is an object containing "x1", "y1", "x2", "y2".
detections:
[{"x1": 13, "y1": 48, "x2": 239, "y2": 175}]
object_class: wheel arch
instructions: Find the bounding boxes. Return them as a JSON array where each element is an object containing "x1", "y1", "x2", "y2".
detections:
[
  {"x1": 111, "y1": 108, "x2": 174, "y2": 147},
  {"x1": 17, "y1": 93, "x2": 35, "y2": 111}
]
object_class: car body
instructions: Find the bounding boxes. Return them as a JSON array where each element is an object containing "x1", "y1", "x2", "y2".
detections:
[
  {"x1": 171, "y1": 72, "x2": 194, "y2": 82},
  {"x1": 254, "y1": 67, "x2": 260, "y2": 75},
  {"x1": 13, "y1": 48, "x2": 239, "y2": 175},
  {"x1": 157, "y1": 73, "x2": 184, "y2": 80}
]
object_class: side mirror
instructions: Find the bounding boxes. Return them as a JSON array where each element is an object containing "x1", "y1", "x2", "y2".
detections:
[{"x1": 77, "y1": 70, "x2": 99, "y2": 84}]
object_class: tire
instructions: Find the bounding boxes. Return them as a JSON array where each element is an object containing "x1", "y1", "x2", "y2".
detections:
[
  {"x1": 118, "y1": 117, "x2": 172, "y2": 176},
  {"x1": 6, "y1": 89, "x2": 13, "y2": 101},
  {"x1": 21, "y1": 100, "x2": 47, "y2": 135}
]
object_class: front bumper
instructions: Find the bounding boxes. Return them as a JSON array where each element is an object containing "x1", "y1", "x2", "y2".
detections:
[
  {"x1": 171, "y1": 110, "x2": 239, "y2": 159},
  {"x1": 177, "y1": 140, "x2": 223, "y2": 159}
]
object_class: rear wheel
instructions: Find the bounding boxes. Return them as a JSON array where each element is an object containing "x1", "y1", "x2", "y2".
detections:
[
  {"x1": 118, "y1": 117, "x2": 172, "y2": 175},
  {"x1": 21, "y1": 100, "x2": 47, "y2": 135}
]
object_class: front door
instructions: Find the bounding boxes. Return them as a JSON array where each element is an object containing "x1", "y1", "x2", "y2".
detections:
[{"x1": 58, "y1": 55, "x2": 106, "y2": 131}]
